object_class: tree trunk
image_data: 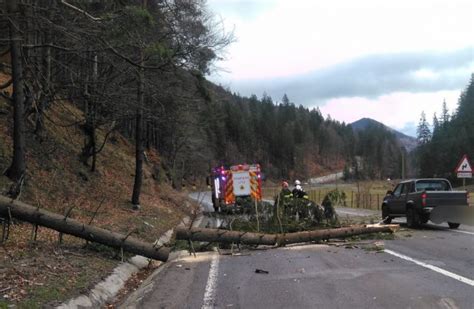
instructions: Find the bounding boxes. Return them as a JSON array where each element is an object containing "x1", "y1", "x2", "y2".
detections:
[
  {"x1": 0, "y1": 196, "x2": 169, "y2": 261},
  {"x1": 80, "y1": 99, "x2": 97, "y2": 172},
  {"x1": 145, "y1": 120, "x2": 151, "y2": 150},
  {"x1": 176, "y1": 225, "x2": 399, "y2": 246},
  {"x1": 5, "y1": 0, "x2": 26, "y2": 182},
  {"x1": 131, "y1": 54, "x2": 144, "y2": 207},
  {"x1": 34, "y1": 41, "x2": 51, "y2": 135},
  {"x1": 90, "y1": 54, "x2": 98, "y2": 172},
  {"x1": 176, "y1": 227, "x2": 277, "y2": 245}
]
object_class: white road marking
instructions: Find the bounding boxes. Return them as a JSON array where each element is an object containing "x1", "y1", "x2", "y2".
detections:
[
  {"x1": 451, "y1": 230, "x2": 474, "y2": 236},
  {"x1": 384, "y1": 249, "x2": 474, "y2": 287},
  {"x1": 202, "y1": 254, "x2": 220, "y2": 309}
]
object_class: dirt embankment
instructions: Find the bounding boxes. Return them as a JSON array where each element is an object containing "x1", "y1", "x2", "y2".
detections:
[{"x1": 0, "y1": 71, "x2": 193, "y2": 307}]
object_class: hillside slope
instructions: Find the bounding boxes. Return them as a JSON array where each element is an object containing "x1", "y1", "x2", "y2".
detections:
[{"x1": 0, "y1": 71, "x2": 192, "y2": 307}]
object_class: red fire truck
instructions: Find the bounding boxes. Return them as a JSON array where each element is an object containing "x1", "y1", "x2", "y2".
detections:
[{"x1": 208, "y1": 164, "x2": 262, "y2": 212}]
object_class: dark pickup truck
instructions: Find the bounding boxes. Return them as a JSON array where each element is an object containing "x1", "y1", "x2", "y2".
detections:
[{"x1": 382, "y1": 178, "x2": 469, "y2": 229}]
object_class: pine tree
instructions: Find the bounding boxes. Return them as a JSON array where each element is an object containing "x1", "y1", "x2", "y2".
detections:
[
  {"x1": 441, "y1": 99, "x2": 450, "y2": 126},
  {"x1": 281, "y1": 94, "x2": 290, "y2": 106},
  {"x1": 416, "y1": 111, "x2": 432, "y2": 144},
  {"x1": 453, "y1": 73, "x2": 474, "y2": 162},
  {"x1": 432, "y1": 113, "x2": 439, "y2": 136},
  {"x1": 456, "y1": 74, "x2": 474, "y2": 116}
]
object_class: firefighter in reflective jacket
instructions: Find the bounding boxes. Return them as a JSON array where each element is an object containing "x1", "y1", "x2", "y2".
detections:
[
  {"x1": 280, "y1": 181, "x2": 293, "y2": 200},
  {"x1": 292, "y1": 180, "x2": 309, "y2": 199},
  {"x1": 275, "y1": 181, "x2": 292, "y2": 219}
]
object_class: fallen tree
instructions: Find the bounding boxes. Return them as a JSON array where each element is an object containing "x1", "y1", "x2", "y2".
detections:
[
  {"x1": 176, "y1": 224, "x2": 399, "y2": 247},
  {"x1": 0, "y1": 195, "x2": 169, "y2": 261}
]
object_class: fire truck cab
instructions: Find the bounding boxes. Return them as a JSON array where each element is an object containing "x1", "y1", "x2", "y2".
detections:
[{"x1": 208, "y1": 164, "x2": 262, "y2": 212}]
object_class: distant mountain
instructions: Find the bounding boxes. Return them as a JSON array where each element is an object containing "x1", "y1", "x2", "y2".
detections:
[{"x1": 350, "y1": 118, "x2": 418, "y2": 152}]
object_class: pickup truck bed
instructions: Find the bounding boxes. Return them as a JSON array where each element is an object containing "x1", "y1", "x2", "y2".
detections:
[{"x1": 382, "y1": 178, "x2": 469, "y2": 228}]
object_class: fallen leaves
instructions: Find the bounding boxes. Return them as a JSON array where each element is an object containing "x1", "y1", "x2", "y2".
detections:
[{"x1": 0, "y1": 99, "x2": 192, "y2": 306}]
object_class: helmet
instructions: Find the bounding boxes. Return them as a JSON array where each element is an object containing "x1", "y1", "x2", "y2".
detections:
[
  {"x1": 295, "y1": 180, "x2": 301, "y2": 185},
  {"x1": 282, "y1": 181, "x2": 289, "y2": 188}
]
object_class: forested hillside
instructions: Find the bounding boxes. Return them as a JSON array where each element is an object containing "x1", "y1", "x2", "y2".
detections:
[
  {"x1": 0, "y1": 0, "x2": 404, "y2": 209},
  {"x1": 200, "y1": 84, "x2": 404, "y2": 180},
  {"x1": 416, "y1": 74, "x2": 474, "y2": 182}
]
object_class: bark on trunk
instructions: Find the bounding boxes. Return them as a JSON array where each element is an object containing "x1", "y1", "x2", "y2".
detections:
[
  {"x1": 277, "y1": 224, "x2": 398, "y2": 245},
  {"x1": 176, "y1": 225, "x2": 399, "y2": 246},
  {"x1": 0, "y1": 196, "x2": 169, "y2": 261},
  {"x1": 177, "y1": 227, "x2": 278, "y2": 245},
  {"x1": 131, "y1": 55, "x2": 145, "y2": 207},
  {"x1": 34, "y1": 43, "x2": 51, "y2": 135},
  {"x1": 80, "y1": 100, "x2": 97, "y2": 172},
  {"x1": 5, "y1": 0, "x2": 26, "y2": 181}
]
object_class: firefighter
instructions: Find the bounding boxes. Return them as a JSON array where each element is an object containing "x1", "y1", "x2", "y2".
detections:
[
  {"x1": 275, "y1": 181, "x2": 292, "y2": 220},
  {"x1": 292, "y1": 180, "x2": 308, "y2": 199},
  {"x1": 280, "y1": 181, "x2": 293, "y2": 199},
  {"x1": 293, "y1": 184, "x2": 309, "y2": 199},
  {"x1": 291, "y1": 181, "x2": 312, "y2": 219},
  {"x1": 275, "y1": 181, "x2": 292, "y2": 207}
]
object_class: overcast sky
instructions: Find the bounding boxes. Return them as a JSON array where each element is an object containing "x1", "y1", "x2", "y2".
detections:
[{"x1": 206, "y1": 0, "x2": 474, "y2": 136}]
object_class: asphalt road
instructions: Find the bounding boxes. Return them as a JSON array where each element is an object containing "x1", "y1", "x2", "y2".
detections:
[{"x1": 122, "y1": 193, "x2": 474, "y2": 309}]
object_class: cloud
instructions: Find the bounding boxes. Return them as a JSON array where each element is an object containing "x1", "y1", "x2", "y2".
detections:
[
  {"x1": 206, "y1": 1, "x2": 474, "y2": 136},
  {"x1": 208, "y1": 0, "x2": 474, "y2": 80},
  {"x1": 225, "y1": 48, "x2": 474, "y2": 104}
]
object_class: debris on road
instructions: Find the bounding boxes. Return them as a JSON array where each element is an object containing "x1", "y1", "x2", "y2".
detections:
[{"x1": 255, "y1": 269, "x2": 269, "y2": 274}]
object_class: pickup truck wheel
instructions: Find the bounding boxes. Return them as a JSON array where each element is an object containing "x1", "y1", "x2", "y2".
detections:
[
  {"x1": 419, "y1": 214, "x2": 429, "y2": 224},
  {"x1": 382, "y1": 205, "x2": 392, "y2": 224},
  {"x1": 448, "y1": 222, "x2": 460, "y2": 229},
  {"x1": 406, "y1": 207, "x2": 419, "y2": 228}
]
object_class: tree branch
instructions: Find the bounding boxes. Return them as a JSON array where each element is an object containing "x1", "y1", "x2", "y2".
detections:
[
  {"x1": 99, "y1": 38, "x2": 171, "y2": 71},
  {"x1": 22, "y1": 43, "x2": 73, "y2": 52},
  {"x1": 59, "y1": 0, "x2": 102, "y2": 21},
  {"x1": 94, "y1": 122, "x2": 116, "y2": 154}
]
